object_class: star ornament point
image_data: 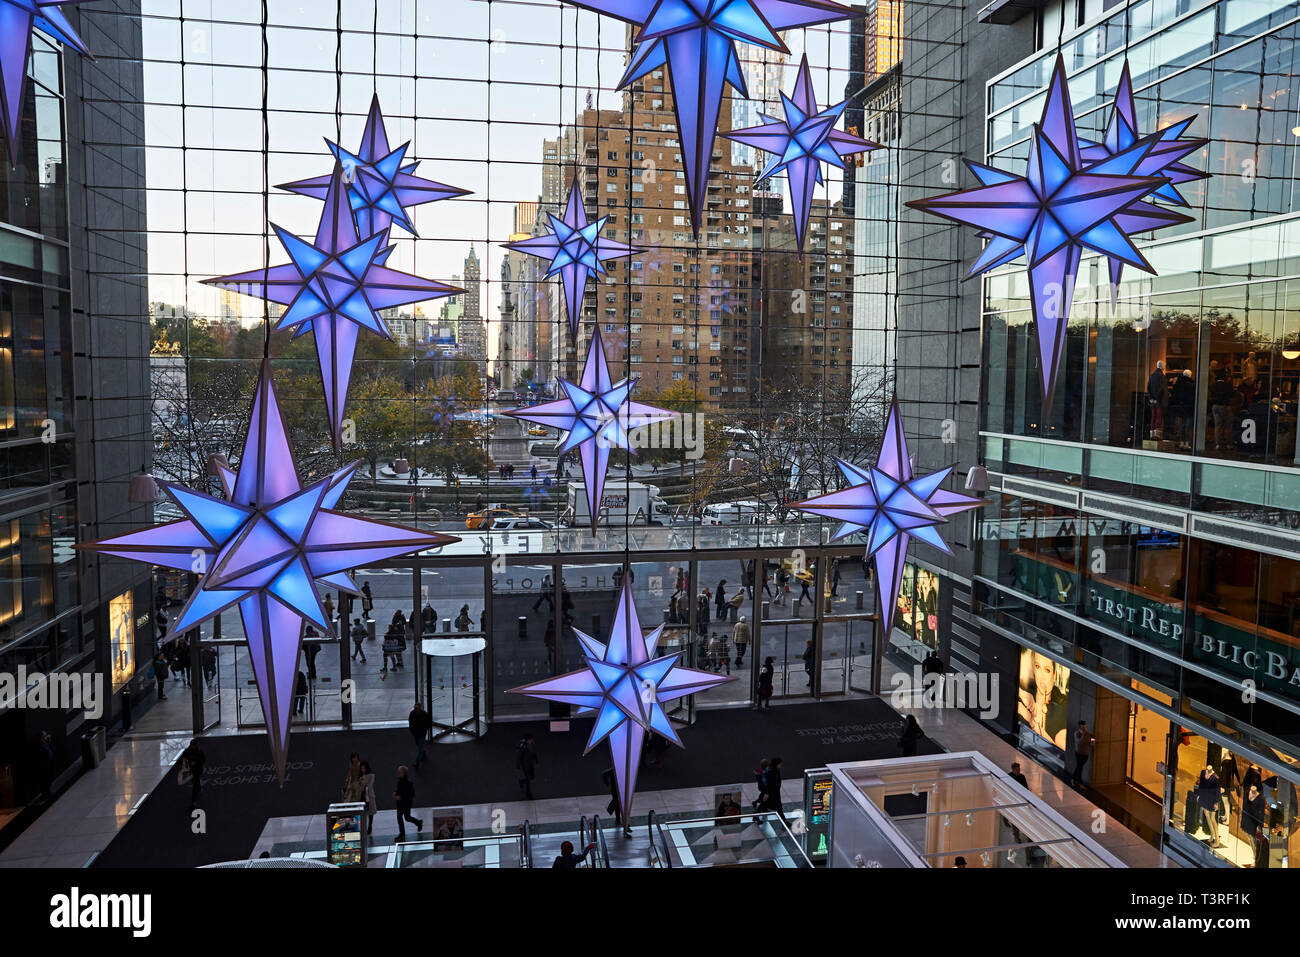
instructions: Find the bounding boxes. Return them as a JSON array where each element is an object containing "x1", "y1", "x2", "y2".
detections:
[
  {"x1": 1, "y1": 1, "x2": 94, "y2": 163},
  {"x1": 723, "y1": 55, "x2": 879, "y2": 251},
  {"x1": 204, "y1": 163, "x2": 463, "y2": 450},
  {"x1": 79, "y1": 363, "x2": 459, "y2": 780},
  {"x1": 279, "y1": 94, "x2": 469, "y2": 239},
  {"x1": 790, "y1": 397, "x2": 982, "y2": 622},
  {"x1": 561, "y1": 0, "x2": 855, "y2": 232},
  {"x1": 504, "y1": 184, "x2": 639, "y2": 338},
  {"x1": 906, "y1": 54, "x2": 1188, "y2": 410},
  {"x1": 504, "y1": 328, "x2": 674, "y2": 529},
  {"x1": 510, "y1": 580, "x2": 733, "y2": 822}
]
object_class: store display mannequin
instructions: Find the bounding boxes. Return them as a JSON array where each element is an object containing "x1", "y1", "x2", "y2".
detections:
[
  {"x1": 1242, "y1": 784, "x2": 1268, "y2": 868},
  {"x1": 1196, "y1": 765, "x2": 1224, "y2": 849},
  {"x1": 1219, "y1": 750, "x2": 1240, "y2": 811}
]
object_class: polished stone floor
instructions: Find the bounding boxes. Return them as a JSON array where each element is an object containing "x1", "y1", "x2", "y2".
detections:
[{"x1": 0, "y1": 668, "x2": 1175, "y2": 867}]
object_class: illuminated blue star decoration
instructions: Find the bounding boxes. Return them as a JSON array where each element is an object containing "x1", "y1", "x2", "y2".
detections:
[
  {"x1": 504, "y1": 327, "x2": 675, "y2": 530},
  {"x1": 0, "y1": 1, "x2": 92, "y2": 163},
  {"x1": 504, "y1": 184, "x2": 639, "y2": 338},
  {"x1": 907, "y1": 55, "x2": 1178, "y2": 410},
  {"x1": 563, "y1": 0, "x2": 854, "y2": 232},
  {"x1": 205, "y1": 163, "x2": 462, "y2": 451},
  {"x1": 510, "y1": 579, "x2": 733, "y2": 823},
  {"x1": 80, "y1": 363, "x2": 458, "y2": 781},
  {"x1": 280, "y1": 94, "x2": 468, "y2": 239},
  {"x1": 791, "y1": 396, "x2": 982, "y2": 629},
  {"x1": 723, "y1": 55, "x2": 878, "y2": 251},
  {"x1": 1078, "y1": 60, "x2": 1206, "y2": 303}
]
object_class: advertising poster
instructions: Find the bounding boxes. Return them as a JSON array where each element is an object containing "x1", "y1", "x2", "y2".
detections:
[
  {"x1": 807, "y1": 776, "x2": 832, "y2": 862},
  {"x1": 109, "y1": 590, "x2": 135, "y2": 692},
  {"x1": 326, "y1": 803, "x2": 367, "y2": 868},
  {"x1": 714, "y1": 785, "x2": 745, "y2": 823},
  {"x1": 1016, "y1": 648, "x2": 1071, "y2": 750},
  {"x1": 431, "y1": 807, "x2": 464, "y2": 850}
]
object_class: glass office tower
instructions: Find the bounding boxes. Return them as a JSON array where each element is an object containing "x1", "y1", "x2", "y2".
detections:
[
  {"x1": 0, "y1": 3, "x2": 151, "y2": 843},
  {"x1": 976, "y1": 0, "x2": 1300, "y2": 867}
]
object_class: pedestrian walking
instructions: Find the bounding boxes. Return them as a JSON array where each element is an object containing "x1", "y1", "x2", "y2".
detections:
[
  {"x1": 516, "y1": 733, "x2": 539, "y2": 800},
  {"x1": 764, "y1": 757, "x2": 787, "y2": 825},
  {"x1": 732, "y1": 615, "x2": 750, "y2": 667},
  {"x1": 350, "y1": 617, "x2": 368, "y2": 662},
  {"x1": 800, "y1": 638, "x2": 815, "y2": 687},
  {"x1": 409, "y1": 702, "x2": 433, "y2": 769},
  {"x1": 294, "y1": 669, "x2": 308, "y2": 716},
  {"x1": 341, "y1": 752, "x2": 362, "y2": 801},
  {"x1": 153, "y1": 649, "x2": 169, "y2": 700},
  {"x1": 899, "y1": 714, "x2": 925, "y2": 757},
  {"x1": 394, "y1": 765, "x2": 422, "y2": 840},
  {"x1": 757, "y1": 657, "x2": 774, "y2": 709},
  {"x1": 180, "y1": 738, "x2": 205, "y2": 808},
  {"x1": 357, "y1": 761, "x2": 377, "y2": 835}
]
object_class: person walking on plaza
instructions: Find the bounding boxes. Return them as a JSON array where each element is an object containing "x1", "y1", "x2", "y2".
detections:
[
  {"x1": 757, "y1": 657, "x2": 774, "y2": 710},
  {"x1": 455, "y1": 605, "x2": 472, "y2": 632},
  {"x1": 394, "y1": 766, "x2": 422, "y2": 841},
  {"x1": 302, "y1": 627, "x2": 321, "y2": 680},
  {"x1": 342, "y1": 752, "x2": 362, "y2": 801},
  {"x1": 357, "y1": 760, "x2": 377, "y2": 835},
  {"x1": 360, "y1": 580, "x2": 374, "y2": 616},
  {"x1": 1072, "y1": 720, "x2": 1094, "y2": 787},
  {"x1": 1009, "y1": 762, "x2": 1028, "y2": 789},
  {"x1": 899, "y1": 715, "x2": 924, "y2": 757},
  {"x1": 516, "y1": 733, "x2": 539, "y2": 800},
  {"x1": 732, "y1": 615, "x2": 750, "y2": 667},
  {"x1": 153, "y1": 648, "x2": 169, "y2": 700},
  {"x1": 322, "y1": 591, "x2": 335, "y2": 625},
  {"x1": 294, "y1": 669, "x2": 308, "y2": 716},
  {"x1": 174, "y1": 636, "x2": 191, "y2": 688},
  {"x1": 800, "y1": 638, "x2": 815, "y2": 688},
  {"x1": 764, "y1": 757, "x2": 787, "y2": 825},
  {"x1": 714, "y1": 580, "x2": 728, "y2": 620},
  {"x1": 180, "y1": 738, "x2": 205, "y2": 808},
  {"x1": 751, "y1": 758, "x2": 769, "y2": 816},
  {"x1": 350, "y1": 618, "x2": 368, "y2": 663},
  {"x1": 409, "y1": 702, "x2": 433, "y2": 769}
]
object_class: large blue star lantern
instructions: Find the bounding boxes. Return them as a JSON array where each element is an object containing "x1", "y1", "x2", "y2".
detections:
[
  {"x1": 562, "y1": 0, "x2": 854, "y2": 233},
  {"x1": 1079, "y1": 61, "x2": 1207, "y2": 304},
  {"x1": 503, "y1": 327, "x2": 675, "y2": 530},
  {"x1": 504, "y1": 183, "x2": 639, "y2": 338},
  {"x1": 907, "y1": 55, "x2": 1180, "y2": 410},
  {"x1": 510, "y1": 579, "x2": 733, "y2": 823},
  {"x1": 0, "y1": 2, "x2": 92, "y2": 163},
  {"x1": 791, "y1": 396, "x2": 983, "y2": 629},
  {"x1": 279, "y1": 94, "x2": 469, "y2": 239},
  {"x1": 204, "y1": 163, "x2": 462, "y2": 451},
  {"x1": 723, "y1": 55, "x2": 878, "y2": 251},
  {"x1": 80, "y1": 363, "x2": 459, "y2": 780}
]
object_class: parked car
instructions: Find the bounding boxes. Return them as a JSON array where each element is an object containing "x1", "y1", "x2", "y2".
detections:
[{"x1": 490, "y1": 516, "x2": 553, "y2": 531}]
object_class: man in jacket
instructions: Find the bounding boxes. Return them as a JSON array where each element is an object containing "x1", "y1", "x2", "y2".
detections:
[
  {"x1": 393, "y1": 766, "x2": 422, "y2": 841},
  {"x1": 1146, "y1": 360, "x2": 1169, "y2": 438},
  {"x1": 349, "y1": 618, "x2": 367, "y2": 663},
  {"x1": 732, "y1": 616, "x2": 751, "y2": 667},
  {"x1": 409, "y1": 702, "x2": 434, "y2": 769},
  {"x1": 516, "y1": 733, "x2": 539, "y2": 799}
]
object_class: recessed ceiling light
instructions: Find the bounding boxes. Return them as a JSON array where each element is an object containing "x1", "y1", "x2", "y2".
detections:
[{"x1": 1292, "y1": 126, "x2": 1300, "y2": 136}]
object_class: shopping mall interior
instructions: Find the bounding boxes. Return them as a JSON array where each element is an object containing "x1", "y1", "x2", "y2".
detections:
[{"x1": 0, "y1": 0, "x2": 1298, "y2": 895}]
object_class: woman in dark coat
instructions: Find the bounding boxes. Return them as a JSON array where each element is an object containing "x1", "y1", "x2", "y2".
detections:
[{"x1": 899, "y1": 715, "x2": 924, "y2": 757}]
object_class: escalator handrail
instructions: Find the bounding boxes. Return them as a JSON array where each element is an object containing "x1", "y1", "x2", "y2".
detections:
[
  {"x1": 591, "y1": 814, "x2": 610, "y2": 868},
  {"x1": 520, "y1": 821, "x2": 531, "y2": 869},
  {"x1": 578, "y1": 815, "x2": 590, "y2": 868},
  {"x1": 647, "y1": 809, "x2": 672, "y2": 869}
]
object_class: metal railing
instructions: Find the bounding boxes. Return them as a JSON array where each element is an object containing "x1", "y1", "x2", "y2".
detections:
[
  {"x1": 521, "y1": 820, "x2": 532, "y2": 869},
  {"x1": 591, "y1": 814, "x2": 610, "y2": 868}
]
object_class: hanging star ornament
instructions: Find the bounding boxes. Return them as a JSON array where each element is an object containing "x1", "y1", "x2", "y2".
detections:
[
  {"x1": 0, "y1": 1, "x2": 92, "y2": 163},
  {"x1": 907, "y1": 55, "x2": 1186, "y2": 411},
  {"x1": 504, "y1": 184, "x2": 639, "y2": 338},
  {"x1": 1078, "y1": 60, "x2": 1207, "y2": 305},
  {"x1": 503, "y1": 327, "x2": 674, "y2": 530},
  {"x1": 280, "y1": 94, "x2": 468, "y2": 239},
  {"x1": 510, "y1": 579, "x2": 733, "y2": 823},
  {"x1": 205, "y1": 163, "x2": 462, "y2": 451},
  {"x1": 79, "y1": 363, "x2": 459, "y2": 780},
  {"x1": 723, "y1": 55, "x2": 878, "y2": 251},
  {"x1": 790, "y1": 397, "x2": 982, "y2": 627},
  {"x1": 561, "y1": 0, "x2": 854, "y2": 232}
]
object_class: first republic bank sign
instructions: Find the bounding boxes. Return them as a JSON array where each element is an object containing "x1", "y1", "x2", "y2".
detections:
[{"x1": 1086, "y1": 584, "x2": 1300, "y2": 697}]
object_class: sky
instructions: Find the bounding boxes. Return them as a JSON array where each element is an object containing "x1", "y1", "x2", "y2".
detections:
[{"x1": 133, "y1": 0, "x2": 857, "y2": 360}]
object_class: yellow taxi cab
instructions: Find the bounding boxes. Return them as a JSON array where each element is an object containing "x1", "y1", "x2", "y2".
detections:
[
  {"x1": 466, "y1": 506, "x2": 521, "y2": 530},
  {"x1": 528, "y1": 426, "x2": 550, "y2": 437}
]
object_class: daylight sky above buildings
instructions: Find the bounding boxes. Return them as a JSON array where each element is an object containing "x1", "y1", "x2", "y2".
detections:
[{"x1": 135, "y1": 0, "x2": 850, "y2": 356}]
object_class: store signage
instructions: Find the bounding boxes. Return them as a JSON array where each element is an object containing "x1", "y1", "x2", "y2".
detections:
[
  {"x1": 1196, "y1": 634, "x2": 1300, "y2": 689},
  {"x1": 1086, "y1": 587, "x2": 1183, "y2": 647}
]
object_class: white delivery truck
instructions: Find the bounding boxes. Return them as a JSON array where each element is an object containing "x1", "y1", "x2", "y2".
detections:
[
  {"x1": 700, "y1": 500, "x2": 766, "y2": 526},
  {"x1": 564, "y1": 482, "x2": 672, "y2": 526}
]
